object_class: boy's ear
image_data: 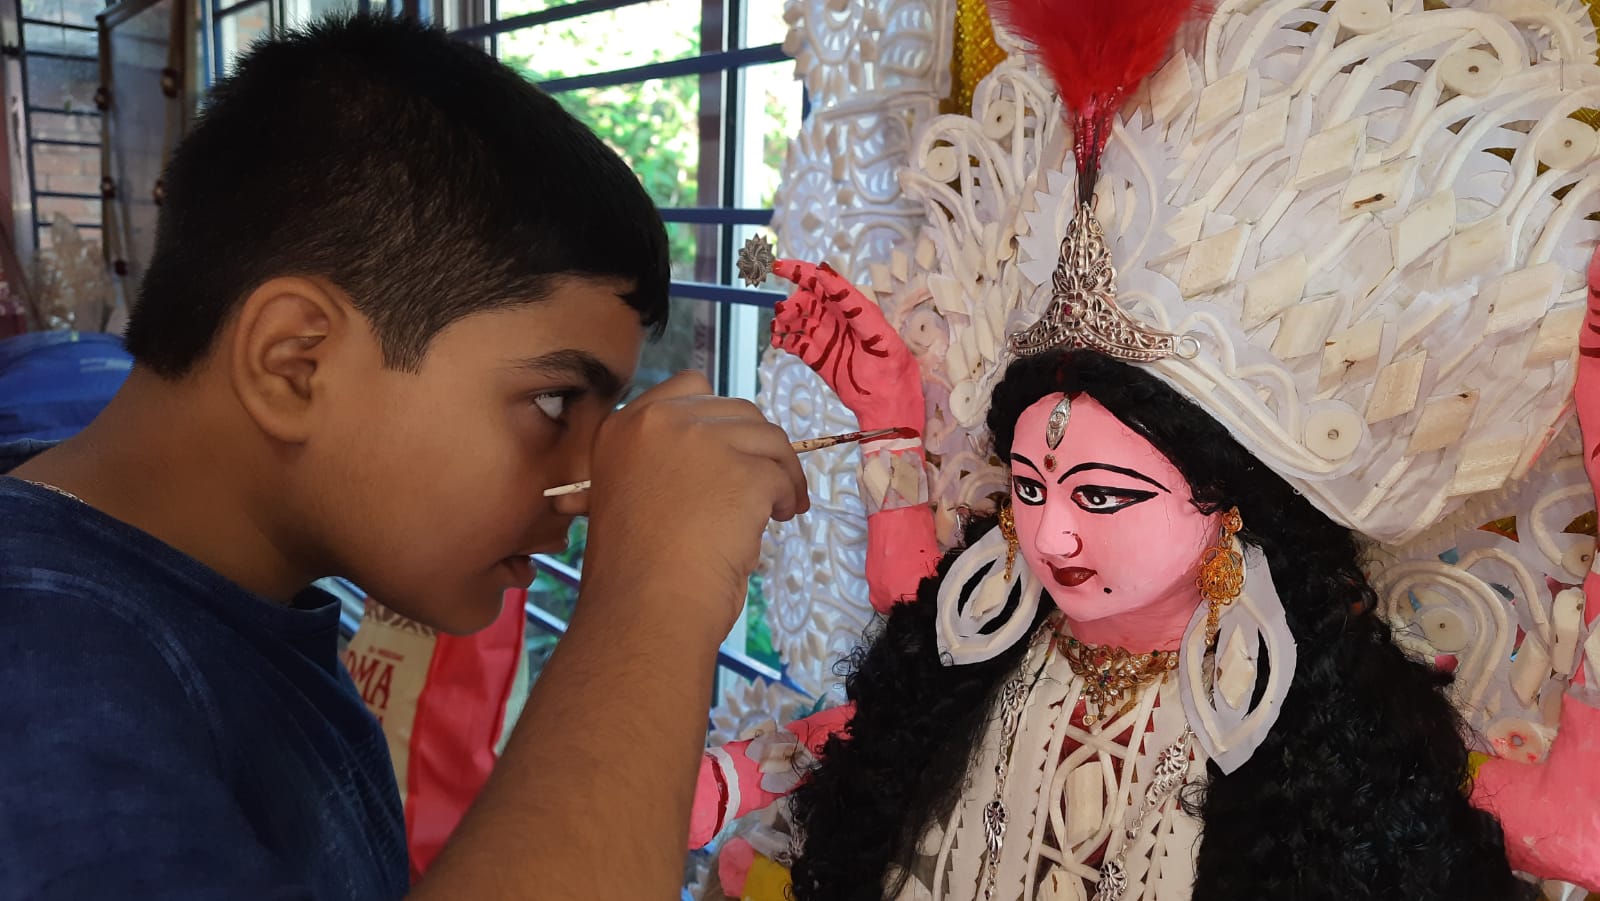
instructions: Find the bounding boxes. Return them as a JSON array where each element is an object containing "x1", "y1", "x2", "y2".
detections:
[{"x1": 228, "y1": 276, "x2": 350, "y2": 444}]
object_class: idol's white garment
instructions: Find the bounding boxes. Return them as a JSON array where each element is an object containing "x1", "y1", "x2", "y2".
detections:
[{"x1": 891, "y1": 648, "x2": 1207, "y2": 901}]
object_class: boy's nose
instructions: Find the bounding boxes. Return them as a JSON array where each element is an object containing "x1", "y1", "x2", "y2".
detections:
[{"x1": 545, "y1": 429, "x2": 599, "y2": 516}]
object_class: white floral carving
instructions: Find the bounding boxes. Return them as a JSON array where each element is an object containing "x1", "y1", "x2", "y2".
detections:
[{"x1": 744, "y1": 0, "x2": 956, "y2": 706}]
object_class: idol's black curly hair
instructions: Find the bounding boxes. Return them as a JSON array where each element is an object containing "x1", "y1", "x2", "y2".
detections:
[{"x1": 788, "y1": 349, "x2": 1534, "y2": 901}]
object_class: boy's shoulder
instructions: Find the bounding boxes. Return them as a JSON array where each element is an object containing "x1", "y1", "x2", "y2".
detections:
[
  {"x1": 0, "y1": 478, "x2": 410, "y2": 899},
  {"x1": 0, "y1": 476, "x2": 206, "y2": 634},
  {"x1": 0, "y1": 478, "x2": 217, "y2": 735}
]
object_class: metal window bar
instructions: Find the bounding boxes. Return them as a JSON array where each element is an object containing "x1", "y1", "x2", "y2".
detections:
[
  {"x1": 209, "y1": 0, "x2": 274, "y2": 82},
  {"x1": 215, "y1": 0, "x2": 269, "y2": 19},
  {"x1": 20, "y1": 16, "x2": 99, "y2": 29},
  {"x1": 658, "y1": 206, "x2": 771, "y2": 226},
  {"x1": 17, "y1": 47, "x2": 98, "y2": 62},
  {"x1": 450, "y1": 0, "x2": 651, "y2": 42},
  {"x1": 11, "y1": 0, "x2": 109, "y2": 249},
  {"x1": 199, "y1": 0, "x2": 213, "y2": 86},
  {"x1": 535, "y1": 43, "x2": 783, "y2": 94},
  {"x1": 28, "y1": 105, "x2": 100, "y2": 116},
  {"x1": 670, "y1": 279, "x2": 780, "y2": 307}
]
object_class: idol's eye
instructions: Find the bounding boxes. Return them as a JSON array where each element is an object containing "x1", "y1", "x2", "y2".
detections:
[
  {"x1": 1013, "y1": 476, "x2": 1046, "y2": 506},
  {"x1": 532, "y1": 392, "x2": 570, "y2": 422},
  {"x1": 1071, "y1": 485, "x2": 1156, "y2": 514}
]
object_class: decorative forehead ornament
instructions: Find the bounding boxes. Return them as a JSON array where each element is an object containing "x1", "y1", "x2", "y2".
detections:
[{"x1": 1044, "y1": 394, "x2": 1071, "y2": 450}]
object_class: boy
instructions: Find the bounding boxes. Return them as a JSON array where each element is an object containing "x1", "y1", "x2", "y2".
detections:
[{"x1": 0, "y1": 15, "x2": 807, "y2": 900}]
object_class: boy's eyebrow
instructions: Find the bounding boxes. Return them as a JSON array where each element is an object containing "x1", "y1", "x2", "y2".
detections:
[{"x1": 512, "y1": 349, "x2": 626, "y2": 399}]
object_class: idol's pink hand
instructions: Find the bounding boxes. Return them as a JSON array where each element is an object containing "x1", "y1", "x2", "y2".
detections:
[
  {"x1": 687, "y1": 705, "x2": 855, "y2": 849},
  {"x1": 771, "y1": 259, "x2": 924, "y2": 432},
  {"x1": 1472, "y1": 696, "x2": 1600, "y2": 888},
  {"x1": 770, "y1": 260, "x2": 940, "y2": 611}
]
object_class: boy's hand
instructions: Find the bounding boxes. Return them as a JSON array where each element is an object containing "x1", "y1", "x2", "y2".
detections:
[{"x1": 563, "y1": 371, "x2": 809, "y2": 630}]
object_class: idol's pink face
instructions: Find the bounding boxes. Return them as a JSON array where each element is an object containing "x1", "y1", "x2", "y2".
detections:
[{"x1": 1009, "y1": 394, "x2": 1216, "y2": 627}]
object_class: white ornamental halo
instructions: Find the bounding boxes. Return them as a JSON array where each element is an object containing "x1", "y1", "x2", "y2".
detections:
[{"x1": 890, "y1": 0, "x2": 1600, "y2": 546}]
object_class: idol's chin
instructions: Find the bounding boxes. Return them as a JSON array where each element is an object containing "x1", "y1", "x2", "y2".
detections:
[{"x1": 1044, "y1": 592, "x2": 1140, "y2": 629}]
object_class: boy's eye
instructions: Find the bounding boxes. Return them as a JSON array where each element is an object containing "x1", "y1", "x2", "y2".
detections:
[
  {"x1": 1071, "y1": 485, "x2": 1156, "y2": 514},
  {"x1": 532, "y1": 393, "x2": 569, "y2": 422},
  {"x1": 1013, "y1": 477, "x2": 1046, "y2": 506}
]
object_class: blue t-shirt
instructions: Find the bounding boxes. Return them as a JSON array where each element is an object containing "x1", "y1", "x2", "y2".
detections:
[{"x1": 0, "y1": 477, "x2": 409, "y2": 899}]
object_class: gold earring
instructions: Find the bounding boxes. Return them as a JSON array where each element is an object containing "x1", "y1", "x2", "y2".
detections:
[
  {"x1": 1197, "y1": 507, "x2": 1244, "y2": 646},
  {"x1": 998, "y1": 503, "x2": 1019, "y2": 581}
]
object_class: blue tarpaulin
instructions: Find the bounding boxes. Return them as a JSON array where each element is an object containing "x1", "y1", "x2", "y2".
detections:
[{"x1": 0, "y1": 331, "x2": 132, "y2": 444}]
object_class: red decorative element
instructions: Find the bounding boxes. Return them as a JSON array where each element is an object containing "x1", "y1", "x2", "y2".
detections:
[
  {"x1": 711, "y1": 755, "x2": 730, "y2": 826},
  {"x1": 400, "y1": 590, "x2": 527, "y2": 881},
  {"x1": 854, "y1": 426, "x2": 921, "y2": 444},
  {"x1": 986, "y1": 0, "x2": 1208, "y2": 202}
]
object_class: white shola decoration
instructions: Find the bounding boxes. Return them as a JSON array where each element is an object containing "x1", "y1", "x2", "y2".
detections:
[
  {"x1": 934, "y1": 521, "x2": 1045, "y2": 664},
  {"x1": 891, "y1": 0, "x2": 1600, "y2": 546},
  {"x1": 1178, "y1": 546, "x2": 1297, "y2": 774}
]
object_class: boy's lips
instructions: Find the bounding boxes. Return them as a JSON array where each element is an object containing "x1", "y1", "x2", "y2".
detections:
[
  {"x1": 1049, "y1": 564, "x2": 1097, "y2": 587},
  {"x1": 498, "y1": 543, "x2": 568, "y2": 586},
  {"x1": 500, "y1": 555, "x2": 536, "y2": 586}
]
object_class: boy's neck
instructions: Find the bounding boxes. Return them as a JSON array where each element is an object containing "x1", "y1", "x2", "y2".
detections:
[{"x1": 12, "y1": 368, "x2": 315, "y2": 603}]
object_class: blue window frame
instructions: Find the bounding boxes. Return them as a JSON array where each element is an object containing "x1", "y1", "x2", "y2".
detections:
[
  {"x1": 446, "y1": 0, "x2": 800, "y2": 696},
  {"x1": 196, "y1": 0, "x2": 800, "y2": 697},
  {"x1": 11, "y1": 0, "x2": 108, "y2": 257},
  {"x1": 197, "y1": 0, "x2": 806, "y2": 696}
]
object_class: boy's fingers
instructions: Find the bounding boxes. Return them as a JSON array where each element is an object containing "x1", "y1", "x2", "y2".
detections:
[
  {"x1": 550, "y1": 492, "x2": 588, "y2": 517},
  {"x1": 723, "y1": 421, "x2": 810, "y2": 519},
  {"x1": 631, "y1": 370, "x2": 713, "y2": 403}
]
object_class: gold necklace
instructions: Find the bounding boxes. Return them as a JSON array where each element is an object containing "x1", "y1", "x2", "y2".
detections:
[
  {"x1": 1055, "y1": 634, "x2": 1179, "y2": 726},
  {"x1": 13, "y1": 477, "x2": 84, "y2": 505}
]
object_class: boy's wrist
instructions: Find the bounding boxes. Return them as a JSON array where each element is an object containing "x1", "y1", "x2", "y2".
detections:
[{"x1": 576, "y1": 567, "x2": 746, "y2": 645}]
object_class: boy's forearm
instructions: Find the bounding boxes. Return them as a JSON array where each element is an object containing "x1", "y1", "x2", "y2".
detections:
[{"x1": 413, "y1": 578, "x2": 725, "y2": 900}]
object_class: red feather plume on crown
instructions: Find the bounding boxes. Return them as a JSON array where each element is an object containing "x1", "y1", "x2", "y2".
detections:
[{"x1": 987, "y1": 0, "x2": 1210, "y2": 203}]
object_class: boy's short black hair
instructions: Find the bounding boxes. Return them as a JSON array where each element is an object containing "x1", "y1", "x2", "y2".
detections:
[{"x1": 125, "y1": 14, "x2": 669, "y2": 377}]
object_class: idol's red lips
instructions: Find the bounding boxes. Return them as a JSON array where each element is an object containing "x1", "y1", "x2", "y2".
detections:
[{"x1": 1049, "y1": 564, "x2": 1097, "y2": 587}]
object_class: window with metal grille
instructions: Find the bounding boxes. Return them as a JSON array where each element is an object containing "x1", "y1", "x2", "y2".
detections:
[
  {"x1": 12, "y1": 0, "x2": 108, "y2": 257},
  {"x1": 203, "y1": 0, "x2": 803, "y2": 695}
]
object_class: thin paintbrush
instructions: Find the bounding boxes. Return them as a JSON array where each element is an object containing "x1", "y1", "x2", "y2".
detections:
[{"x1": 542, "y1": 426, "x2": 915, "y2": 497}]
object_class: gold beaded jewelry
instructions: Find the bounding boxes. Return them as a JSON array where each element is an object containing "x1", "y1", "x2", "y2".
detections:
[
  {"x1": 1197, "y1": 507, "x2": 1245, "y2": 647},
  {"x1": 997, "y1": 502, "x2": 1019, "y2": 581},
  {"x1": 1056, "y1": 634, "x2": 1179, "y2": 726}
]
